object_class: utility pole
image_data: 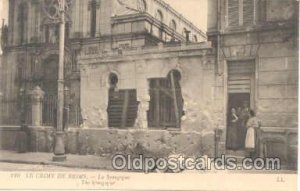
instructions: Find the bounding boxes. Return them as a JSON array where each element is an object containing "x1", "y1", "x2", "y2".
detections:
[{"x1": 53, "y1": 0, "x2": 66, "y2": 162}]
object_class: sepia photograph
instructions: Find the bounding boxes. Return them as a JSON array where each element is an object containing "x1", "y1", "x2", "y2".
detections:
[{"x1": 0, "y1": 0, "x2": 298, "y2": 190}]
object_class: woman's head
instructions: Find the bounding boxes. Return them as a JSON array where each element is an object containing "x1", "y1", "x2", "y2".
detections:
[
  {"x1": 231, "y1": 108, "x2": 236, "y2": 114},
  {"x1": 249, "y1": 110, "x2": 255, "y2": 117}
]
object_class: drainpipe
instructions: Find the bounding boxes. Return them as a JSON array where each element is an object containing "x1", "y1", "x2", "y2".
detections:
[
  {"x1": 215, "y1": 0, "x2": 223, "y2": 157},
  {"x1": 217, "y1": 0, "x2": 221, "y2": 76}
]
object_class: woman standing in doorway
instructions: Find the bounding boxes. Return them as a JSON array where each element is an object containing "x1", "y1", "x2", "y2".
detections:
[
  {"x1": 245, "y1": 110, "x2": 261, "y2": 158},
  {"x1": 238, "y1": 101, "x2": 250, "y2": 149},
  {"x1": 226, "y1": 108, "x2": 239, "y2": 150}
]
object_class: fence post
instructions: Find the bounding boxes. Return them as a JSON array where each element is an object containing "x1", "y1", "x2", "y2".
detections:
[{"x1": 31, "y1": 86, "x2": 45, "y2": 127}]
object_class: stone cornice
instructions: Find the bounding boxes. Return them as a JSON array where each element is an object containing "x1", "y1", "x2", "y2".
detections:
[
  {"x1": 78, "y1": 42, "x2": 213, "y2": 64},
  {"x1": 208, "y1": 20, "x2": 298, "y2": 37}
]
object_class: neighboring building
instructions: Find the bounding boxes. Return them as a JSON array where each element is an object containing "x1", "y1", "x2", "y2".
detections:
[
  {"x1": 207, "y1": 0, "x2": 298, "y2": 167},
  {"x1": 0, "y1": 0, "x2": 206, "y2": 125}
]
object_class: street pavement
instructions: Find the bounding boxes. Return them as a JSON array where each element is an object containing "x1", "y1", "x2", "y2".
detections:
[
  {"x1": 0, "y1": 150, "x2": 297, "y2": 174},
  {"x1": 0, "y1": 150, "x2": 113, "y2": 171},
  {"x1": 0, "y1": 162, "x2": 97, "y2": 171}
]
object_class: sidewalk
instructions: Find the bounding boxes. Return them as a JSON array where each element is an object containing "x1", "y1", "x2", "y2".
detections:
[
  {"x1": 0, "y1": 150, "x2": 296, "y2": 174},
  {"x1": 0, "y1": 150, "x2": 113, "y2": 170}
]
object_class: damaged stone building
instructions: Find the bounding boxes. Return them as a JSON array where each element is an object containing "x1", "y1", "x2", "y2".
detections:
[
  {"x1": 0, "y1": 0, "x2": 298, "y2": 169},
  {"x1": 0, "y1": 0, "x2": 205, "y2": 125}
]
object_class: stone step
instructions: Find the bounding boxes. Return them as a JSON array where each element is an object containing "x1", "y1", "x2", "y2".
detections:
[{"x1": 226, "y1": 150, "x2": 246, "y2": 157}]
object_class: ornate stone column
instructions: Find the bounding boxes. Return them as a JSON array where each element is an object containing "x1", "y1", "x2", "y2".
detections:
[
  {"x1": 135, "y1": 93, "x2": 150, "y2": 129},
  {"x1": 31, "y1": 86, "x2": 45, "y2": 127},
  {"x1": 134, "y1": 60, "x2": 150, "y2": 129}
]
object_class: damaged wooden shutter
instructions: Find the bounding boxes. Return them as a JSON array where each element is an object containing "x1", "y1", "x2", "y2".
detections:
[
  {"x1": 108, "y1": 89, "x2": 138, "y2": 128},
  {"x1": 148, "y1": 76, "x2": 183, "y2": 129},
  {"x1": 243, "y1": 0, "x2": 255, "y2": 26},
  {"x1": 228, "y1": 61, "x2": 255, "y2": 93},
  {"x1": 228, "y1": 0, "x2": 239, "y2": 27}
]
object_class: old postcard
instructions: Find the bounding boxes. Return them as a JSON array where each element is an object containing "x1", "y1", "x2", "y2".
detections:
[{"x1": 0, "y1": 0, "x2": 298, "y2": 190}]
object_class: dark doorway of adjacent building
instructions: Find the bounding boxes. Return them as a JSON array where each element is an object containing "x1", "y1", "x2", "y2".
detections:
[{"x1": 226, "y1": 60, "x2": 255, "y2": 152}]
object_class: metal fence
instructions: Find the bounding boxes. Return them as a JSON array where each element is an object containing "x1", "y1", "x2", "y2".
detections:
[{"x1": 0, "y1": 95, "x2": 82, "y2": 128}]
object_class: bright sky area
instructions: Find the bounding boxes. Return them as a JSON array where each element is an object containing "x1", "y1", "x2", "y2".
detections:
[{"x1": 0, "y1": 0, "x2": 208, "y2": 31}]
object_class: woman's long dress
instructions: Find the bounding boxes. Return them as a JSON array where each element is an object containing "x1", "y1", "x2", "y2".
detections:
[
  {"x1": 226, "y1": 114, "x2": 239, "y2": 150},
  {"x1": 238, "y1": 109, "x2": 249, "y2": 149},
  {"x1": 245, "y1": 117, "x2": 260, "y2": 151}
]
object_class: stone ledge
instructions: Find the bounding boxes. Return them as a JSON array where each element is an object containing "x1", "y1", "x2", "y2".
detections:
[{"x1": 261, "y1": 127, "x2": 298, "y2": 134}]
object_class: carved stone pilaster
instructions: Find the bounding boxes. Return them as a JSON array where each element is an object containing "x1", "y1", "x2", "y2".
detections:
[
  {"x1": 135, "y1": 93, "x2": 150, "y2": 129},
  {"x1": 31, "y1": 86, "x2": 45, "y2": 127}
]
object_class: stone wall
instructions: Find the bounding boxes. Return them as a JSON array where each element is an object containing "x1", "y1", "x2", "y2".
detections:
[
  {"x1": 77, "y1": 43, "x2": 219, "y2": 157},
  {"x1": 66, "y1": 128, "x2": 215, "y2": 158},
  {"x1": 0, "y1": 125, "x2": 215, "y2": 158},
  {"x1": 0, "y1": 126, "x2": 54, "y2": 152},
  {"x1": 79, "y1": 43, "x2": 218, "y2": 131}
]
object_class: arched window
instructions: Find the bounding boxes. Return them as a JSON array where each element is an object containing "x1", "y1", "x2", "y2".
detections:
[
  {"x1": 138, "y1": 0, "x2": 147, "y2": 12},
  {"x1": 156, "y1": 10, "x2": 164, "y2": 39},
  {"x1": 90, "y1": 0, "x2": 97, "y2": 37},
  {"x1": 109, "y1": 73, "x2": 118, "y2": 90},
  {"x1": 193, "y1": 35, "x2": 198, "y2": 42},
  {"x1": 18, "y1": 2, "x2": 28, "y2": 44},
  {"x1": 156, "y1": 10, "x2": 164, "y2": 22},
  {"x1": 182, "y1": 28, "x2": 191, "y2": 42},
  {"x1": 170, "y1": 20, "x2": 176, "y2": 31},
  {"x1": 182, "y1": 28, "x2": 187, "y2": 36}
]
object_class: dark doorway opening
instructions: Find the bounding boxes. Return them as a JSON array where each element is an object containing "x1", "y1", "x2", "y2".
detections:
[
  {"x1": 226, "y1": 93, "x2": 251, "y2": 150},
  {"x1": 226, "y1": 60, "x2": 255, "y2": 152}
]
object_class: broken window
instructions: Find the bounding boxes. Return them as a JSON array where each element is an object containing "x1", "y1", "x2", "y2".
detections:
[
  {"x1": 148, "y1": 70, "x2": 184, "y2": 129},
  {"x1": 107, "y1": 73, "x2": 139, "y2": 128}
]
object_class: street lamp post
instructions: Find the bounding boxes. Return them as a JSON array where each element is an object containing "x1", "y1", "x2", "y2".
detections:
[{"x1": 53, "y1": 0, "x2": 66, "y2": 162}]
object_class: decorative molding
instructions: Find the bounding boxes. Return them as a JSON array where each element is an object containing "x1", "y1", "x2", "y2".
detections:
[{"x1": 221, "y1": 44, "x2": 260, "y2": 59}]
